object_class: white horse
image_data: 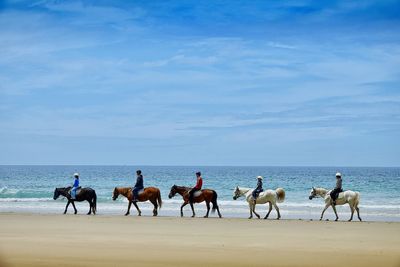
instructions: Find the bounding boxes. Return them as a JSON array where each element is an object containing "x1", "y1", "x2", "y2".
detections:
[
  {"x1": 233, "y1": 186, "x2": 286, "y2": 219},
  {"x1": 309, "y1": 187, "x2": 362, "y2": 221}
]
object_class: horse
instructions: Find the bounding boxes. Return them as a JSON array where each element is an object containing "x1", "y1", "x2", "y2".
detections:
[
  {"x1": 112, "y1": 187, "x2": 162, "y2": 216},
  {"x1": 308, "y1": 187, "x2": 362, "y2": 221},
  {"x1": 168, "y1": 185, "x2": 222, "y2": 218},
  {"x1": 233, "y1": 186, "x2": 286, "y2": 219},
  {"x1": 53, "y1": 187, "x2": 97, "y2": 215}
]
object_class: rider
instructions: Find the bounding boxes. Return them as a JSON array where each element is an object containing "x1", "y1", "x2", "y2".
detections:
[
  {"x1": 189, "y1": 171, "x2": 203, "y2": 204},
  {"x1": 252, "y1": 176, "x2": 264, "y2": 205},
  {"x1": 71, "y1": 173, "x2": 79, "y2": 200},
  {"x1": 132, "y1": 170, "x2": 144, "y2": 202},
  {"x1": 330, "y1": 172, "x2": 343, "y2": 205}
]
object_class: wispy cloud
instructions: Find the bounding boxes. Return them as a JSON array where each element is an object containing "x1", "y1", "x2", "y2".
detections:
[{"x1": 0, "y1": 0, "x2": 399, "y2": 165}]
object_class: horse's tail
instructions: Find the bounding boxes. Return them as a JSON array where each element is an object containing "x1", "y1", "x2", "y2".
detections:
[
  {"x1": 157, "y1": 189, "x2": 162, "y2": 209},
  {"x1": 211, "y1": 190, "x2": 218, "y2": 213},
  {"x1": 275, "y1": 188, "x2": 285, "y2": 203},
  {"x1": 92, "y1": 191, "x2": 97, "y2": 214}
]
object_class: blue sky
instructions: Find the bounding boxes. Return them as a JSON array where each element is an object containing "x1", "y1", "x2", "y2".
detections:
[{"x1": 0, "y1": 0, "x2": 399, "y2": 166}]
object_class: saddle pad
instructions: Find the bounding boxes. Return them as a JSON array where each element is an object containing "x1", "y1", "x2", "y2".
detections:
[
  {"x1": 193, "y1": 191, "x2": 202, "y2": 197},
  {"x1": 138, "y1": 189, "x2": 145, "y2": 195}
]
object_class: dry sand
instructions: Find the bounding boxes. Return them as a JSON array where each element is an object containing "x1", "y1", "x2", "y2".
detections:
[{"x1": 0, "y1": 213, "x2": 399, "y2": 267}]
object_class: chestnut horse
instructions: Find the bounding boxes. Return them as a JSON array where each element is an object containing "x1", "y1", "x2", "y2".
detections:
[
  {"x1": 168, "y1": 185, "x2": 222, "y2": 218},
  {"x1": 112, "y1": 187, "x2": 162, "y2": 216}
]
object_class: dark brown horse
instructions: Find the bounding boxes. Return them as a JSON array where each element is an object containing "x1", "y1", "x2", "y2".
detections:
[
  {"x1": 53, "y1": 187, "x2": 97, "y2": 215},
  {"x1": 168, "y1": 185, "x2": 222, "y2": 218},
  {"x1": 112, "y1": 187, "x2": 162, "y2": 216}
]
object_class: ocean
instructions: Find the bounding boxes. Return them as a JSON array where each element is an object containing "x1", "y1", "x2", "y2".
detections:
[{"x1": 1, "y1": 165, "x2": 399, "y2": 221}]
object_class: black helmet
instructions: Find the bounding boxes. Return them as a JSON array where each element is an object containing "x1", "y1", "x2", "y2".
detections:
[
  {"x1": 136, "y1": 170, "x2": 142, "y2": 175},
  {"x1": 196, "y1": 171, "x2": 201, "y2": 177}
]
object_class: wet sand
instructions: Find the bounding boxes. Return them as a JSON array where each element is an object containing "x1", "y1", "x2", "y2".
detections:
[{"x1": 0, "y1": 213, "x2": 399, "y2": 267}]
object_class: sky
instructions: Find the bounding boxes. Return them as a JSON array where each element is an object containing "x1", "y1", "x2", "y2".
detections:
[{"x1": 0, "y1": 0, "x2": 399, "y2": 166}]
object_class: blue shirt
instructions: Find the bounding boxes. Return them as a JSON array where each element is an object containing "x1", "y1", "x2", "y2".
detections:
[{"x1": 73, "y1": 178, "x2": 79, "y2": 188}]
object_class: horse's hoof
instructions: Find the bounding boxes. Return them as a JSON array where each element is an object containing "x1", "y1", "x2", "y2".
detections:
[
  {"x1": 203, "y1": 216, "x2": 208, "y2": 218},
  {"x1": 335, "y1": 219, "x2": 338, "y2": 221},
  {"x1": 124, "y1": 213, "x2": 129, "y2": 216},
  {"x1": 87, "y1": 213, "x2": 91, "y2": 215},
  {"x1": 277, "y1": 217, "x2": 280, "y2": 220},
  {"x1": 248, "y1": 217, "x2": 252, "y2": 219},
  {"x1": 264, "y1": 217, "x2": 268, "y2": 220}
]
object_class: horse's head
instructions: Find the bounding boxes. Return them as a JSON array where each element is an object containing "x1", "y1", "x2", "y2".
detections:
[
  {"x1": 168, "y1": 185, "x2": 177, "y2": 199},
  {"x1": 112, "y1": 187, "x2": 120, "y2": 201},
  {"x1": 233, "y1": 186, "x2": 241, "y2": 200},
  {"x1": 53, "y1": 188, "x2": 61, "y2": 200},
  {"x1": 309, "y1": 187, "x2": 317, "y2": 200}
]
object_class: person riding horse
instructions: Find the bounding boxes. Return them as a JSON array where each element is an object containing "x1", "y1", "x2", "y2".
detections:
[
  {"x1": 132, "y1": 170, "x2": 144, "y2": 202},
  {"x1": 330, "y1": 172, "x2": 343, "y2": 205},
  {"x1": 189, "y1": 172, "x2": 203, "y2": 204},
  {"x1": 71, "y1": 173, "x2": 80, "y2": 200},
  {"x1": 252, "y1": 176, "x2": 264, "y2": 205}
]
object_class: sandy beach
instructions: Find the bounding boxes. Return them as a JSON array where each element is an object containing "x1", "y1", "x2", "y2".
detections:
[{"x1": 0, "y1": 213, "x2": 399, "y2": 267}]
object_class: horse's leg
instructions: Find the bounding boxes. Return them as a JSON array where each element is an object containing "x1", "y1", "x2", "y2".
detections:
[
  {"x1": 348, "y1": 203, "x2": 355, "y2": 222},
  {"x1": 216, "y1": 205, "x2": 222, "y2": 218},
  {"x1": 125, "y1": 201, "x2": 132, "y2": 216},
  {"x1": 151, "y1": 199, "x2": 158, "y2": 216},
  {"x1": 320, "y1": 203, "x2": 330, "y2": 220},
  {"x1": 132, "y1": 201, "x2": 141, "y2": 216},
  {"x1": 356, "y1": 206, "x2": 362, "y2": 221},
  {"x1": 87, "y1": 200, "x2": 92, "y2": 215},
  {"x1": 252, "y1": 203, "x2": 260, "y2": 219},
  {"x1": 273, "y1": 202, "x2": 281, "y2": 220},
  {"x1": 180, "y1": 202, "x2": 188, "y2": 217},
  {"x1": 204, "y1": 201, "x2": 210, "y2": 218},
  {"x1": 332, "y1": 205, "x2": 339, "y2": 221},
  {"x1": 248, "y1": 203, "x2": 253, "y2": 219},
  {"x1": 190, "y1": 202, "x2": 196, "y2": 218},
  {"x1": 71, "y1": 201, "x2": 77, "y2": 214},
  {"x1": 64, "y1": 200, "x2": 71, "y2": 214},
  {"x1": 264, "y1": 202, "x2": 272, "y2": 219}
]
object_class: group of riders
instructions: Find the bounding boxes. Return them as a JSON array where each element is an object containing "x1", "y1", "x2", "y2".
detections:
[{"x1": 69, "y1": 170, "x2": 344, "y2": 205}]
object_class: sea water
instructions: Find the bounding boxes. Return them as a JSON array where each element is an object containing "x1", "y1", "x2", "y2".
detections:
[{"x1": 1, "y1": 166, "x2": 399, "y2": 221}]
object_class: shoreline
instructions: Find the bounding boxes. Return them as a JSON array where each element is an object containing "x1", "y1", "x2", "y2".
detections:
[{"x1": 1, "y1": 213, "x2": 399, "y2": 267}]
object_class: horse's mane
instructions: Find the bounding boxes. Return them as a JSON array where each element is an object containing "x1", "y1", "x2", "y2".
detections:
[
  {"x1": 57, "y1": 186, "x2": 72, "y2": 191},
  {"x1": 173, "y1": 185, "x2": 191, "y2": 191},
  {"x1": 115, "y1": 187, "x2": 131, "y2": 193}
]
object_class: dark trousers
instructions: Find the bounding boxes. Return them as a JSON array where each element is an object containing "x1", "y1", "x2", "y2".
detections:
[
  {"x1": 252, "y1": 189, "x2": 263, "y2": 200},
  {"x1": 330, "y1": 188, "x2": 343, "y2": 201},
  {"x1": 189, "y1": 188, "x2": 200, "y2": 203},
  {"x1": 132, "y1": 187, "x2": 143, "y2": 200}
]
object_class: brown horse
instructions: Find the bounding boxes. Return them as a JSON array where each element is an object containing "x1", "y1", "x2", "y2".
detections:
[
  {"x1": 112, "y1": 187, "x2": 162, "y2": 216},
  {"x1": 168, "y1": 185, "x2": 222, "y2": 218}
]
